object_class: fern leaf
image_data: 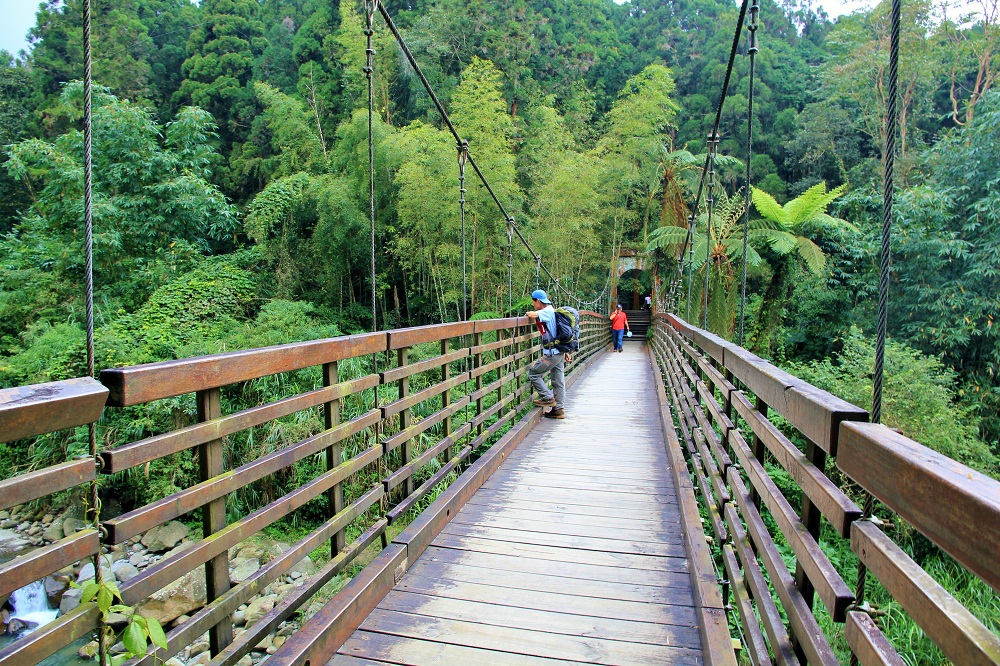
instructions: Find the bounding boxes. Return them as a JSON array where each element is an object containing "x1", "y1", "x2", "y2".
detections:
[
  {"x1": 795, "y1": 236, "x2": 827, "y2": 274},
  {"x1": 751, "y1": 186, "x2": 790, "y2": 226}
]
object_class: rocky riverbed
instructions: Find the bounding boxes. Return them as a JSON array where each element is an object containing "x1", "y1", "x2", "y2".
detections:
[{"x1": 1, "y1": 506, "x2": 321, "y2": 665}]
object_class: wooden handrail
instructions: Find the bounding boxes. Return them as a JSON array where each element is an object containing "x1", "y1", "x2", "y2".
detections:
[{"x1": 649, "y1": 313, "x2": 1000, "y2": 666}]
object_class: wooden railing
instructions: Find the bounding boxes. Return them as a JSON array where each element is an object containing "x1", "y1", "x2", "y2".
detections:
[
  {"x1": 649, "y1": 313, "x2": 1000, "y2": 666},
  {"x1": 0, "y1": 313, "x2": 610, "y2": 665}
]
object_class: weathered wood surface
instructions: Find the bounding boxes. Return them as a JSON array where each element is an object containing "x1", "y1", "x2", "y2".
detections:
[{"x1": 333, "y1": 345, "x2": 707, "y2": 665}]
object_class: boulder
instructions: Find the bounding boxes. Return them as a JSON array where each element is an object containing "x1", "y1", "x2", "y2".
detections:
[
  {"x1": 0, "y1": 529, "x2": 30, "y2": 556},
  {"x1": 42, "y1": 520, "x2": 64, "y2": 542},
  {"x1": 133, "y1": 567, "x2": 207, "y2": 626},
  {"x1": 189, "y1": 651, "x2": 211, "y2": 666},
  {"x1": 292, "y1": 555, "x2": 316, "y2": 577},
  {"x1": 140, "y1": 522, "x2": 189, "y2": 552},
  {"x1": 59, "y1": 587, "x2": 82, "y2": 614},
  {"x1": 162, "y1": 540, "x2": 195, "y2": 560},
  {"x1": 237, "y1": 656, "x2": 253, "y2": 666},
  {"x1": 243, "y1": 597, "x2": 275, "y2": 627},
  {"x1": 62, "y1": 518, "x2": 86, "y2": 538},
  {"x1": 230, "y1": 558, "x2": 261, "y2": 584},
  {"x1": 111, "y1": 560, "x2": 140, "y2": 583},
  {"x1": 43, "y1": 575, "x2": 70, "y2": 607}
]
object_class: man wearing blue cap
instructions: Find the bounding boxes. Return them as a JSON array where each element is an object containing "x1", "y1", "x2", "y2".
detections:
[{"x1": 526, "y1": 289, "x2": 568, "y2": 419}]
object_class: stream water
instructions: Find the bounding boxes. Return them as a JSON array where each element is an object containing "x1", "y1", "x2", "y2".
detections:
[{"x1": 1, "y1": 580, "x2": 88, "y2": 664}]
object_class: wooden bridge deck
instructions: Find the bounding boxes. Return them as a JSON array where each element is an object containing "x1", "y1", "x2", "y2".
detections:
[{"x1": 332, "y1": 344, "x2": 704, "y2": 665}]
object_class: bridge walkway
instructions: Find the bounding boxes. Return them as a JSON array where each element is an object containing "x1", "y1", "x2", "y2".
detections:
[{"x1": 331, "y1": 344, "x2": 705, "y2": 665}]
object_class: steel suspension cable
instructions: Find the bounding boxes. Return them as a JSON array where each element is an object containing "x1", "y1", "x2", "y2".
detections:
[
  {"x1": 363, "y1": 0, "x2": 380, "y2": 409},
  {"x1": 375, "y1": 1, "x2": 606, "y2": 308},
  {"x1": 703, "y1": 135, "x2": 718, "y2": 329},
  {"x1": 82, "y1": 1, "x2": 107, "y2": 664},
  {"x1": 677, "y1": 0, "x2": 750, "y2": 300},
  {"x1": 738, "y1": 0, "x2": 760, "y2": 346},
  {"x1": 457, "y1": 141, "x2": 469, "y2": 320},
  {"x1": 849, "y1": 0, "x2": 901, "y2": 655}
]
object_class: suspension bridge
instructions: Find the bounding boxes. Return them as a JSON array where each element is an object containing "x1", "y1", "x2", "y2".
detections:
[{"x1": 2, "y1": 0, "x2": 999, "y2": 663}]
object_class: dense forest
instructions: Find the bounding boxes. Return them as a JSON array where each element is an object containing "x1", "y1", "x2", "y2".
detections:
[
  {"x1": 1, "y1": 0, "x2": 999, "y2": 661},
  {"x1": 2, "y1": 0, "x2": 998, "y2": 470}
]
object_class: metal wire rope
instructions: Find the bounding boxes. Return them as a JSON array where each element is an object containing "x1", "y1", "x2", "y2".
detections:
[
  {"x1": 678, "y1": 0, "x2": 750, "y2": 308},
  {"x1": 374, "y1": 2, "x2": 607, "y2": 310},
  {"x1": 738, "y1": 0, "x2": 760, "y2": 346},
  {"x1": 703, "y1": 135, "x2": 719, "y2": 329},
  {"x1": 458, "y1": 141, "x2": 469, "y2": 320},
  {"x1": 364, "y1": 0, "x2": 380, "y2": 412},
  {"x1": 849, "y1": 0, "x2": 902, "y2": 655}
]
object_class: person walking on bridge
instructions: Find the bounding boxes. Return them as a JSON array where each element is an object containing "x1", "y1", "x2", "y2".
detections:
[
  {"x1": 526, "y1": 289, "x2": 569, "y2": 419},
  {"x1": 610, "y1": 304, "x2": 630, "y2": 352}
]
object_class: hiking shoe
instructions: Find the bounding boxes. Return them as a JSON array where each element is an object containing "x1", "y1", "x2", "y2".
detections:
[
  {"x1": 533, "y1": 397, "x2": 556, "y2": 407},
  {"x1": 544, "y1": 408, "x2": 565, "y2": 419}
]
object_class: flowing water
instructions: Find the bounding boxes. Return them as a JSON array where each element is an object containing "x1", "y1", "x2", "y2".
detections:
[{"x1": 9, "y1": 580, "x2": 60, "y2": 631}]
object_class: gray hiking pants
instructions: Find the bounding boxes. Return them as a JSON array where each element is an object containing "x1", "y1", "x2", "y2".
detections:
[{"x1": 528, "y1": 353, "x2": 565, "y2": 409}]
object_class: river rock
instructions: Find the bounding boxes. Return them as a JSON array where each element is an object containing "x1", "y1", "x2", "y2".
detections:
[
  {"x1": 43, "y1": 575, "x2": 70, "y2": 607},
  {"x1": 6, "y1": 618, "x2": 37, "y2": 634},
  {"x1": 237, "y1": 656, "x2": 253, "y2": 666},
  {"x1": 189, "y1": 651, "x2": 211, "y2": 666},
  {"x1": 133, "y1": 567, "x2": 207, "y2": 625},
  {"x1": 77, "y1": 560, "x2": 115, "y2": 585},
  {"x1": 230, "y1": 557, "x2": 260, "y2": 584},
  {"x1": 42, "y1": 520, "x2": 64, "y2": 542},
  {"x1": 78, "y1": 641, "x2": 100, "y2": 659},
  {"x1": 186, "y1": 639, "x2": 210, "y2": 657},
  {"x1": 59, "y1": 587, "x2": 82, "y2": 614},
  {"x1": 292, "y1": 555, "x2": 316, "y2": 576},
  {"x1": 111, "y1": 560, "x2": 140, "y2": 583},
  {"x1": 0, "y1": 529, "x2": 30, "y2": 556},
  {"x1": 0, "y1": 520, "x2": 16, "y2": 529},
  {"x1": 164, "y1": 659, "x2": 185, "y2": 666},
  {"x1": 62, "y1": 518, "x2": 86, "y2": 538},
  {"x1": 243, "y1": 597, "x2": 275, "y2": 627},
  {"x1": 254, "y1": 634, "x2": 273, "y2": 651},
  {"x1": 140, "y1": 521, "x2": 189, "y2": 552},
  {"x1": 232, "y1": 610, "x2": 246, "y2": 626}
]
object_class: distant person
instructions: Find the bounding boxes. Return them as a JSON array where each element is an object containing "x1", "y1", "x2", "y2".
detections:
[
  {"x1": 644, "y1": 294, "x2": 652, "y2": 310},
  {"x1": 526, "y1": 289, "x2": 576, "y2": 419},
  {"x1": 610, "y1": 304, "x2": 629, "y2": 352}
]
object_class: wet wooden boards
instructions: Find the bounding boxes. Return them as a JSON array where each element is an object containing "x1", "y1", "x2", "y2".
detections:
[{"x1": 333, "y1": 345, "x2": 706, "y2": 665}]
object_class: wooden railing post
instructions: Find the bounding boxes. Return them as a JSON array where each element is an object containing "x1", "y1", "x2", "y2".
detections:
[
  {"x1": 323, "y1": 361, "x2": 346, "y2": 555},
  {"x1": 473, "y1": 331, "x2": 484, "y2": 435},
  {"x1": 795, "y1": 441, "x2": 826, "y2": 611},
  {"x1": 440, "y1": 338, "x2": 451, "y2": 466},
  {"x1": 750, "y1": 396, "x2": 767, "y2": 511},
  {"x1": 397, "y1": 346, "x2": 413, "y2": 497},
  {"x1": 196, "y1": 387, "x2": 232, "y2": 655}
]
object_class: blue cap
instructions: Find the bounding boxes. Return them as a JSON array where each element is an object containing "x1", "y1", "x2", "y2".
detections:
[{"x1": 531, "y1": 289, "x2": 551, "y2": 304}]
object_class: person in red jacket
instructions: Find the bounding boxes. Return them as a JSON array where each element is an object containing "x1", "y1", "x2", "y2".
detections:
[{"x1": 610, "y1": 304, "x2": 630, "y2": 352}]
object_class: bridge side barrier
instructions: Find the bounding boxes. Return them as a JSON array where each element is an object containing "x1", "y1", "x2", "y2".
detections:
[
  {"x1": 0, "y1": 378, "x2": 108, "y2": 665},
  {"x1": 0, "y1": 314, "x2": 610, "y2": 665},
  {"x1": 650, "y1": 313, "x2": 1000, "y2": 666}
]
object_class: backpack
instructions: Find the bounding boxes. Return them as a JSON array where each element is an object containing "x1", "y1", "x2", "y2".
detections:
[{"x1": 544, "y1": 306, "x2": 580, "y2": 353}]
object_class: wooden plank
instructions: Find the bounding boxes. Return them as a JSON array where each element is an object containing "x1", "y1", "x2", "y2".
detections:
[
  {"x1": 380, "y1": 347, "x2": 469, "y2": 384},
  {"x1": 381, "y1": 373, "x2": 467, "y2": 418},
  {"x1": 419, "y1": 545, "x2": 685, "y2": 588},
  {"x1": 357, "y1": 608, "x2": 703, "y2": 665},
  {"x1": 101, "y1": 375, "x2": 379, "y2": 472},
  {"x1": 104, "y1": 410, "x2": 381, "y2": 543},
  {"x1": 851, "y1": 520, "x2": 1000, "y2": 665},
  {"x1": 0, "y1": 530, "x2": 99, "y2": 599},
  {"x1": 388, "y1": 321, "x2": 475, "y2": 350},
  {"x1": 390, "y1": 405, "x2": 542, "y2": 562},
  {"x1": 404, "y1": 558, "x2": 694, "y2": 606},
  {"x1": 387, "y1": 445, "x2": 472, "y2": 524},
  {"x1": 473, "y1": 316, "x2": 529, "y2": 333},
  {"x1": 207, "y1": 517, "x2": 388, "y2": 666},
  {"x1": 783, "y1": 382, "x2": 868, "y2": 456},
  {"x1": 382, "y1": 397, "x2": 469, "y2": 454},
  {"x1": 845, "y1": 611, "x2": 906, "y2": 666},
  {"x1": 133, "y1": 493, "x2": 385, "y2": 666},
  {"x1": 380, "y1": 590, "x2": 703, "y2": 649},
  {"x1": 448, "y1": 512, "x2": 682, "y2": 543},
  {"x1": 729, "y1": 422, "x2": 854, "y2": 622},
  {"x1": 101, "y1": 331, "x2": 387, "y2": 406},
  {"x1": 197, "y1": 387, "x2": 231, "y2": 655},
  {"x1": 431, "y1": 533, "x2": 689, "y2": 573},
  {"x1": 453, "y1": 502, "x2": 676, "y2": 532},
  {"x1": 721, "y1": 544, "x2": 771, "y2": 666},
  {"x1": 721, "y1": 344, "x2": 797, "y2": 415},
  {"x1": 0, "y1": 457, "x2": 95, "y2": 511},
  {"x1": 839, "y1": 421, "x2": 1000, "y2": 593},
  {"x1": 730, "y1": 391, "x2": 860, "y2": 537},
  {"x1": 267, "y1": 544, "x2": 408, "y2": 666},
  {"x1": 724, "y1": 504, "x2": 798, "y2": 666},
  {"x1": 339, "y1": 631, "x2": 567, "y2": 665},
  {"x1": 441, "y1": 522, "x2": 685, "y2": 558},
  {"x1": 119, "y1": 447, "x2": 383, "y2": 605},
  {"x1": 728, "y1": 468, "x2": 838, "y2": 666},
  {"x1": 0, "y1": 376, "x2": 107, "y2": 444}
]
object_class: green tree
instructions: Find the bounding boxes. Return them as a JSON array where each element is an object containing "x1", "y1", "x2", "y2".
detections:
[
  {"x1": 749, "y1": 181, "x2": 852, "y2": 352},
  {"x1": 1, "y1": 85, "x2": 235, "y2": 347}
]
